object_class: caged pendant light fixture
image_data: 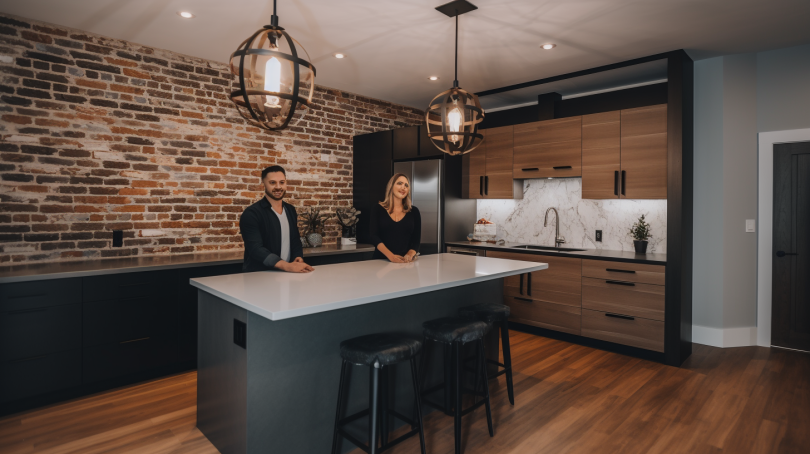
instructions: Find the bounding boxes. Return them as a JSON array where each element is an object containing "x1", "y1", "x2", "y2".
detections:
[
  {"x1": 229, "y1": 0, "x2": 316, "y2": 131},
  {"x1": 425, "y1": 0, "x2": 485, "y2": 156}
]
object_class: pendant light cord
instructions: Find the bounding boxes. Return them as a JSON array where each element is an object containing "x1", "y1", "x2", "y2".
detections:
[{"x1": 454, "y1": 12, "x2": 459, "y2": 88}]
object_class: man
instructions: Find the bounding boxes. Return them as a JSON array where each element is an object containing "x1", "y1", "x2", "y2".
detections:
[{"x1": 240, "y1": 165, "x2": 314, "y2": 273}]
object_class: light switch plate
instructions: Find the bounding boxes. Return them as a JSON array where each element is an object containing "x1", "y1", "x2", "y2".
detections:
[
  {"x1": 595, "y1": 230, "x2": 602, "y2": 242},
  {"x1": 745, "y1": 219, "x2": 756, "y2": 233}
]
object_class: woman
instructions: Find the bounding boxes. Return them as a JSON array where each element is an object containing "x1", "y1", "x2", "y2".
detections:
[{"x1": 369, "y1": 173, "x2": 421, "y2": 263}]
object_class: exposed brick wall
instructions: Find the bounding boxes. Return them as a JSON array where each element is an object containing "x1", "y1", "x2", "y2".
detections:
[{"x1": 0, "y1": 14, "x2": 423, "y2": 264}]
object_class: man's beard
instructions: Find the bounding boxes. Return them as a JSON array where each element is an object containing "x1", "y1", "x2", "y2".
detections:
[{"x1": 265, "y1": 188, "x2": 286, "y2": 201}]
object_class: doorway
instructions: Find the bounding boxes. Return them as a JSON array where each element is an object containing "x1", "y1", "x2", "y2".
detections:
[{"x1": 772, "y1": 142, "x2": 810, "y2": 351}]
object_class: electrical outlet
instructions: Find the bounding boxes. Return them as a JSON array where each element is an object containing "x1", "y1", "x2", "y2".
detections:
[
  {"x1": 595, "y1": 230, "x2": 602, "y2": 242},
  {"x1": 112, "y1": 230, "x2": 123, "y2": 247},
  {"x1": 745, "y1": 219, "x2": 756, "y2": 233}
]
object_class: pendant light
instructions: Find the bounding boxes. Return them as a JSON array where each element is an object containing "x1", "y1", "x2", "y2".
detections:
[
  {"x1": 229, "y1": 0, "x2": 316, "y2": 131},
  {"x1": 425, "y1": 0, "x2": 484, "y2": 156}
]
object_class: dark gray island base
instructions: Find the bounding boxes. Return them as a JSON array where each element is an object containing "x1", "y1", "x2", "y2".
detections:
[{"x1": 197, "y1": 280, "x2": 502, "y2": 454}]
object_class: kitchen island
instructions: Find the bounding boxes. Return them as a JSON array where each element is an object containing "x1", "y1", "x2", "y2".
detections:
[{"x1": 190, "y1": 253, "x2": 548, "y2": 454}]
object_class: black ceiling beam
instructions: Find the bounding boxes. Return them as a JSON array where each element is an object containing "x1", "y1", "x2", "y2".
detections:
[{"x1": 475, "y1": 50, "x2": 682, "y2": 98}]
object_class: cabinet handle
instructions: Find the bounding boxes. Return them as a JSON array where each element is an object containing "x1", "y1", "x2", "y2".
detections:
[
  {"x1": 515, "y1": 297, "x2": 532, "y2": 303},
  {"x1": 606, "y1": 268, "x2": 636, "y2": 274},
  {"x1": 7, "y1": 307, "x2": 48, "y2": 315},
  {"x1": 614, "y1": 171, "x2": 619, "y2": 196},
  {"x1": 479, "y1": 176, "x2": 483, "y2": 196},
  {"x1": 519, "y1": 274, "x2": 524, "y2": 295},
  {"x1": 526, "y1": 272, "x2": 532, "y2": 296},
  {"x1": 776, "y1": 251, "x2": 798, "y2": 257},
  {"x1": 605, "y1": 280, "x2": 635, "y2": 286},
  {"x1": 621, "y1": 170, "x2": 626, "y2": 196},
  {"x1": 8, "y1": 293, "x2": 47, "y2": 299},
  {"x1": 119, "y1": 282, "x2": 148, "y2": 288},
  {"x1": 484, "y1": 176, "x2": 489, "y2": 195},
  {"x1": 8, "y1": 354, "x2": 49, "y2": 364},
  {"x1": 120, "y1": 337, "x2": 150, "y2": 344},
  {"x1": 605, "y1": 313, "x2": 635, "y2": 321},
  {"x1": 521, "y1": 168, "x2": 539, "y2": 171},
  {"x1": 553, "y1": 166, "x2": 572, "y2": 170}
]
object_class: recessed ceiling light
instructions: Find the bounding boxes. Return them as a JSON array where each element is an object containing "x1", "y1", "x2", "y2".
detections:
[
  {"x1": 428, "y1": 76, "x2": 439, "y2": 81},
  {"x1": 334, "y1": 53, "x2": 345, "y2": 59},
  {"x1": 541, "y1": 43, "x2": 556, "y2": 50},
  {"x1": 178, "y1": 11, "x2": 195, "y2": 19}
]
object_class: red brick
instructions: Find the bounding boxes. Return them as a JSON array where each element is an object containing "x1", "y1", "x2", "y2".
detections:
[
  {"x1": 2, "y1": 115, "x2": 32, "y2": 125},
  {"x1": 123, "y1": 68, "x2": 151, "y2": 79}
]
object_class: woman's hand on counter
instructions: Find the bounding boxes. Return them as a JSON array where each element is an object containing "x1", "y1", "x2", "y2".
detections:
[
  {"x1": 276, "y1": 258, "x2": 314, "y2": 273},
  {"x1": 404, "y1": 250, "x2": 418, "y2": 262},
  {"x1": 388, "y1": 254, "x2": 407, "y2": 263}
]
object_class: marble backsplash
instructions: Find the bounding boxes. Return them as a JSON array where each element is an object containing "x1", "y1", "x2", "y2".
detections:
[{"x1": 477, "y1": 179, "x2": 668, "y2": 253}]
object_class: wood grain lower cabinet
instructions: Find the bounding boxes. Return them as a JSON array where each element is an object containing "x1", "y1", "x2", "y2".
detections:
[
  {"x1": 581, "y1": 259, "x2": 665, "y2": 285},
  {"x1": 506, "y1": 296, "x2": 581, "y2": 335},
  {"x1": 581, "y1": 278, "x2": 665, "y2": 321},
  {"x1": 581, "y1": 309, "x2": 664, "y2": 352},
  {"x1": 487, "y1": 251, "x2": 582, "y2": 333}
]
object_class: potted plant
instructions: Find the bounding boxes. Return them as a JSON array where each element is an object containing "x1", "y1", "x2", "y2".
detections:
[
  {"x1": 299, "y1": 208, "x2": 331, "y2": 247},
  {"x1": 335, "y1": 207, "x2": 361, "y2": 245},
  {"x1": 629, "y1": 214, "x2": 652, "y2": 254}
]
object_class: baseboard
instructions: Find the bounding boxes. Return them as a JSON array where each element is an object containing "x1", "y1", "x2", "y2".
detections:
[{"x1": 692, "y1": 325, "x2": 758, "y2": 348}]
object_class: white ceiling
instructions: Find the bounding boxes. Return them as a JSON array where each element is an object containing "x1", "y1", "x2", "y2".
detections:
[{"x1": 1, "y1": 0, "x2": 809, "y2": 109}]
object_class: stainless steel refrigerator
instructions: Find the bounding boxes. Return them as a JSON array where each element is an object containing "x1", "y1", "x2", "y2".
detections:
[{"x1": 394, "y1": 160, "x2": 442, "y2": 254}]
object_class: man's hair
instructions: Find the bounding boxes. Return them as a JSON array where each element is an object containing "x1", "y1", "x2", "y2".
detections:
[{"x1": 261, "y1": 165, "x2": 286, "y2": 180}]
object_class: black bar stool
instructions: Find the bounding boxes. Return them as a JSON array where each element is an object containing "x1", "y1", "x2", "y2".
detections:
[
  {"x1": 419, "y1": 317, "x2": 494, "y2": 454},
  {"x1": 331, "y1": 333, "x2": 426, "y2": 454},
  {"x1": 459, "y1": 303, "x2": 515, "y2": 405}
]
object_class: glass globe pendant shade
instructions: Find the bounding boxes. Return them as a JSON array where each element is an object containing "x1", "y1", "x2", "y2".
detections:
[
  {"x1": 229, "y1": 24, "x2": 316, "y2": 131},
  {"x1": 425, "y1": 86, "x2": 484, "y2": 155}
]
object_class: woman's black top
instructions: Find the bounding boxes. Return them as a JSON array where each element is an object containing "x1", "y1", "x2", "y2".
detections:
[{"x1": 368, "y1": 204, "x2": 421, "y2": 260}]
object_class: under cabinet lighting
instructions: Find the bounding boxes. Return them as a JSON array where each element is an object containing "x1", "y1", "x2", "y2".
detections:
[{"x1": 178, "y1": 11, "x2": 195, "y2": 19}]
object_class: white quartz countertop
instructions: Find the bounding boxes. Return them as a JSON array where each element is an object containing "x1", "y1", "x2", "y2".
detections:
[{"x1": 190, "y1": 253, "x2": 548, "y2": 321}]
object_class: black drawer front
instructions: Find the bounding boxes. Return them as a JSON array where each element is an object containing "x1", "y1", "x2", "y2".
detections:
[
  {"x1": 83, "y1": 336, "x2": 176, "y2": 384},
  {"x1": 0, "y1": 278, "x2": 81, "y2": 312},
  {"x1": 1, "y1": 303, "x2": 81, "y2": 362},
  {"x1": 0, "y1": 349, "x2": 81, "y2": 403},
  {"x1": 83, "y1": 294, "x2": 177, "y2": 347},
  {"x1": 83, "y1": 270, "x2": 176, "y2": 302}
]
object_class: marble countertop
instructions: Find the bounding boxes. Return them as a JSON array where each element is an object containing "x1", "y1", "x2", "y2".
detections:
[
  {"x1": 190, "y1": 253, "x2": 549, "y2": 321},
  {"x1": 0, "y1": 244, "x2": 375, "y2": 284},
  {"x1": 446, "y1": 241, "x2": 666, "y2": 265}
]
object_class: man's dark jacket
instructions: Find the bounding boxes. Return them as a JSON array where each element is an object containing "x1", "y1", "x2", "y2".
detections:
[{"x1": 240, "y1": 197, "x2": 304, "y2": 272}]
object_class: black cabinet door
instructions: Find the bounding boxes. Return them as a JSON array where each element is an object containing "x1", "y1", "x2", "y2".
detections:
[
  {"x1": 419, "y1": 124, "x2": 445, "y2": 158},
  {"x1": 83, "y1": 293, "x2": 178, "y2": 347},
  {"x1": 1, "y1": 303, "x2": 81, "y2": 362},
  {"x1": 353, "y1": 130, "x2": 393, "y2": 243},
  {"x1": 83, "y1": 270, "x2": 176, "y2": 302},
  {"x1": 393, "y1": 126, "x2": 419, "y2": 160},
  {"x1": 0, "y1": 349, "x2": 81, "y2": 403},
  {"x1": 0, "y1": 278, "x2": 81, "y2": 312},
  {"x1": 83, "y1": 336, "x2": 176, "y2": 384}
]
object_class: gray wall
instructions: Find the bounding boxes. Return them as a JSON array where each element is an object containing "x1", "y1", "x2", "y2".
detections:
[
  {"x1": 692, "y1": 58, "x2": 725, "y2": 328},
  {"x1": 692, "y1": 42, "x2": 810, "y2": 331}
]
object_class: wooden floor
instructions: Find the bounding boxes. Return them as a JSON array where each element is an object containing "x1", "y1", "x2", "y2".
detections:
[{"x1": 1, "y1": 332, "x2": 808, "y2": 454}]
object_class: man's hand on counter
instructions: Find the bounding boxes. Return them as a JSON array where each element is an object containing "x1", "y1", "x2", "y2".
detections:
[{"x1": 275, "y1": 257, "x2": 315, "y2": 273}]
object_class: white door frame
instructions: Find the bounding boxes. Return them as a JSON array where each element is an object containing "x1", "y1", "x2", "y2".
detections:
[{"x1": 757, "y1": 128, "x2": 810, "y2": 347}]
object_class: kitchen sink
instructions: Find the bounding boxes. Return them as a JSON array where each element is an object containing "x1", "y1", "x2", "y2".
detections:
[{"x1": 511, "y1": 245, "x2": 587, "y2": 252}]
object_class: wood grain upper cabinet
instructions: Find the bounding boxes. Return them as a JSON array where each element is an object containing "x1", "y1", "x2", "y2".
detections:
[
  {"x1": 582, "y1": 111, "x2": 621, "y2": 199},
  {"x1": 620, "y1": 104, "x2": 667, "y2": 199},
  {"x1": 462, "y1": 126, "x2": 521, "y2": 199},
  {"x1": 513, "y1": 117, "x2": 582, "y2": 179}
]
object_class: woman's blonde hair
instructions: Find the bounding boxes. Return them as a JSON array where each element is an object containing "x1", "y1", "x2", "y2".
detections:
[{"x1": 379, "y1": 173, "x2": 412, "y2": 213}]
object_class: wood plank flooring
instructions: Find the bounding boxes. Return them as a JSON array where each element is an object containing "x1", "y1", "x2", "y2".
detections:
[{"x1": 1, "y1": 331, "x2": 808, "y2": 454}]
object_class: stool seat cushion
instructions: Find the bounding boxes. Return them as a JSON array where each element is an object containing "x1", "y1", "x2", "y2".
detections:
[
  {"x1": 340, "y1": 333, "x2": 422, "y2": 367},
  {"x1": 422, "y1": 317, "x2": 489, "y2": 344},
  {"x1": 459, "y1": 303, "x2": 511, "y2": 322}
]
